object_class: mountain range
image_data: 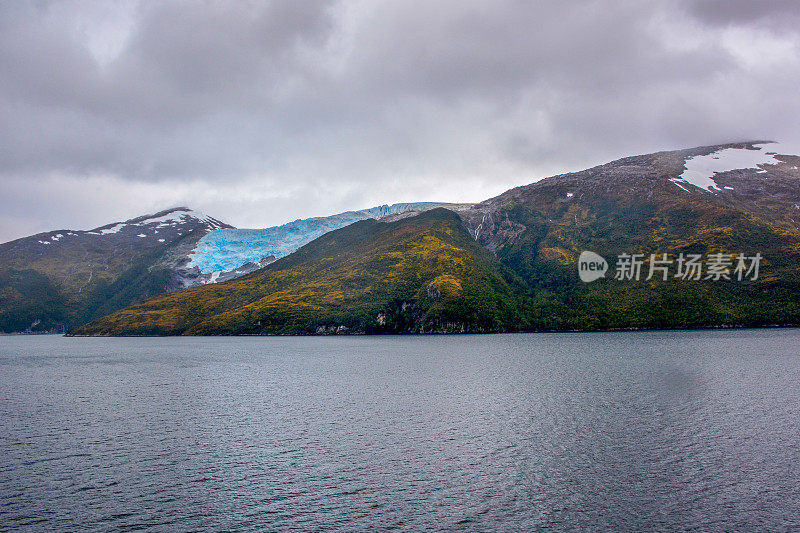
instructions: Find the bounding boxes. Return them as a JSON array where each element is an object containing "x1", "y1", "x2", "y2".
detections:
[
  {"x1": 0, "y1": 203, "x2": 469, "y2": 332},
  {"x1": 3, "y1": 141, "x2": 799, "y2": 335}
]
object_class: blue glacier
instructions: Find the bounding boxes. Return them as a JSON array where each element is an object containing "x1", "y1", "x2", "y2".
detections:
[{"x1": 188, "y1": 203, "x2": 471, "y2": 274}]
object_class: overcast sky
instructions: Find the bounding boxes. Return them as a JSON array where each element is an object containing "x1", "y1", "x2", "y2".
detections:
[{"x1": 1, "y1": 0, "x2": 799, "y2": 241}]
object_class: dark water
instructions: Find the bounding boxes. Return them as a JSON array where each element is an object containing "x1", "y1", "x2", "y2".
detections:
[{"x1": 1, "y1": 330, "x2": 800, "y2": 531}]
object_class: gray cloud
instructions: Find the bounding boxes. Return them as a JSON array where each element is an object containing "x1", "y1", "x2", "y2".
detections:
[
  {"x1": 1, "y1": 0, "x2": 799, "y2": 241},
  {"x1": 682, "y1": 0, "x2": 800, "y2": 28}
]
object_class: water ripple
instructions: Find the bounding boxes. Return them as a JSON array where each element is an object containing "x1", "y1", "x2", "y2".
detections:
[{"x1": 1, "y1": 330, "x2": 800, "y2": 530}]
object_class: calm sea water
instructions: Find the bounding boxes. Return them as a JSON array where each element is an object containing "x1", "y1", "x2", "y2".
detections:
[{"x1": 1, "y1": 330, "x2": 800, "y2": 531}]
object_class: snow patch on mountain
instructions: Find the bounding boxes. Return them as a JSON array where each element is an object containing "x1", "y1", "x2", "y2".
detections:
[
  {"x1": 188, "y1": 203, "x2": 471, "y2": 274},
  {"x1": 97, "y1": 223, "x2": 125, "y2": 235},
  {"x1": 88, "y1": 207, "x2": 226, "y2": 236},
  {"x1": 143, "y1": 209, "x2": 224, "y2": 229},
  {"x1": 673, "y1": 143, "x2": 786, "y2": 191},
  {"x1": 669, "y1": 178, "x2": 690, "y2": 192}
]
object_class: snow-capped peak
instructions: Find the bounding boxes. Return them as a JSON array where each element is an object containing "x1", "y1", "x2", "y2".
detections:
[{"x1": 88, "y1": 207, "x2": 228, "y2": 235}]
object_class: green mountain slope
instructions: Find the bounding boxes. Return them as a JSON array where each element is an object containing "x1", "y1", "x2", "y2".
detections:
[{"x1": 73, "y1": 209, "x2": 523, "y2": 335}]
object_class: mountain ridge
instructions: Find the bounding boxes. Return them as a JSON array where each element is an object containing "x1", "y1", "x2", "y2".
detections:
[
  {"x1": 0, "y1": 202, "x2": 474, "y2": 332},
  {"x1": 72, "y1": 141, "x2": 800, "y2": 336}
]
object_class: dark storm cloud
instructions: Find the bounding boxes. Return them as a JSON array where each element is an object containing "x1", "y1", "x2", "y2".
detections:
[{"x1": 1, "y1": 0, "x2": 799, "y2": 241}]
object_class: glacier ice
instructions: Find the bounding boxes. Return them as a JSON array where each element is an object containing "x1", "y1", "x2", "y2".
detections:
[{"x1": 188, "y1": 203, "x2": 469, "y2": 274}]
